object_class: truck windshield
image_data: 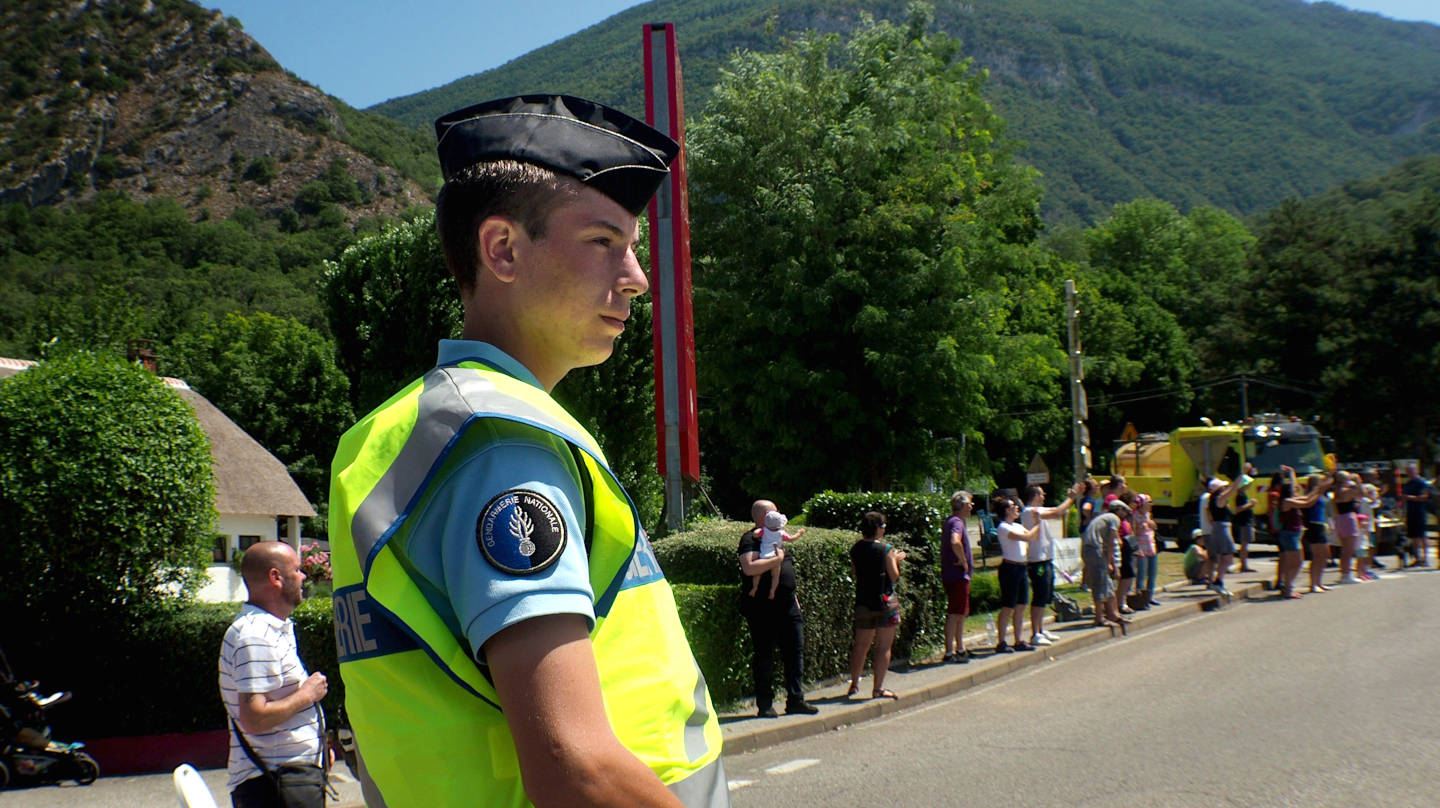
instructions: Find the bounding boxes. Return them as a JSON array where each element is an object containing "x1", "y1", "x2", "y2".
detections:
[{"x1": 1247, "y1": 439, "x2": 1327, "y2": 476}]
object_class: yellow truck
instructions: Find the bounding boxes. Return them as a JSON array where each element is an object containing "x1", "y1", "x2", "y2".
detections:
[{"x1": 1110, "y1": 414, "x2": 1331, "y2": 544}]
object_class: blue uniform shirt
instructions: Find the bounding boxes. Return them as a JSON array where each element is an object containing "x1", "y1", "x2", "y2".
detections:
[{"x1": 397, "y1": 340, "x2": 597, "y2": 662}]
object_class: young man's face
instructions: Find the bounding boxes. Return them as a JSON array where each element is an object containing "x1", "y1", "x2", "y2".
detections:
[{"x1": 509, "y1": 186, "x2": 648, "y2": 388}]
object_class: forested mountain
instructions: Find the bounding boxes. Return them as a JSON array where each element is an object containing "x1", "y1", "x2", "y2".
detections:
[
  {"x1": 372, "y1": 0, "x2": 1440, "y2": 225},
  {"x1": 0, "y1": 0, "x2": 438, "y2": 223},
  {"x1": 0, "y1": 0, "x2": 449, "y2": 519}
]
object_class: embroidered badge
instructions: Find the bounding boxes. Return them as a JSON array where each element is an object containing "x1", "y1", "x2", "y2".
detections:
[{"x1": 477, "y1": 489, "x2": 567, "y2": 575}]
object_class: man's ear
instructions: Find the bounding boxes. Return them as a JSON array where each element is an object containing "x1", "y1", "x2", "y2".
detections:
[{"x1": 477, "y1": 216, "x2": 522, "y2": 283}]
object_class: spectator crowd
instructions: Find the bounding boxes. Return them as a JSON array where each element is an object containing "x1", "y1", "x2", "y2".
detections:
[{"x1": 735, "y1": 462, "x2": 1434, "y2": 715}]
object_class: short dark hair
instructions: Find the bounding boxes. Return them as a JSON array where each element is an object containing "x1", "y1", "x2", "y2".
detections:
[
  {"x1": 860, "y1": 511, "x2": 886, "y2": 538},
  {"x1": 1023, "y1": 484, "x2": 1044, "y2": 504},
  {"x1": 435, "y1": 160, "x2": 582, "y2": 293}
]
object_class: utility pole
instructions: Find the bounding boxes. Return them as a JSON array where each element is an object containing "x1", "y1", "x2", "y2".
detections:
[
  {"x1": 1066, "y1": 280, "x2": 1089, "y2": 482},
  {"x1": 645, "y1": 23, "x2": 700, "y2": 533},
  {"x1": 1239, "y1": 374, "x2": 1249, "y2": 420}
]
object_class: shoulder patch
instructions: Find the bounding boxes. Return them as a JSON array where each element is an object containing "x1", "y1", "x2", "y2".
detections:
[{"x1": 477, "y1": 489, "x2": 568, "y2": 575}]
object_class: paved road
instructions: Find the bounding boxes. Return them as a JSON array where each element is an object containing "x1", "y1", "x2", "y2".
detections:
[
  {"x1": 0, "y1": 762, "x2": 365, "y2": 807},
  {"x1": 725, "y1": 568, "x2": 1440, "y2": 808}
]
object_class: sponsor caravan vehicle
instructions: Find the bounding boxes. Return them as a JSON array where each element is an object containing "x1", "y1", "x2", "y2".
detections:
[{"x1": 1110, "y1": 414, "x2": 1332, "y2": 545}]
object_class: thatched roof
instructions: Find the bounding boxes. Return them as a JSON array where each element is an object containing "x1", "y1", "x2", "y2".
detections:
[
  {"x1": 172, "y1": 386, "x2": 315, "y2": 518},
  {"x1": 0, "y1": 358, "x2": 315, "y2": 518}
]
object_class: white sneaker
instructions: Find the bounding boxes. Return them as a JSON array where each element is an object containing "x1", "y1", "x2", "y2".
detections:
[
  {"x1": 1030, "y1": 634, "x2": 1053, "y2": 646},
  {"x1": 1042, "y1": 630, "x2": 1060, "y2": 641},
  {"x1": 1336, "y1": 575, "x2": 1357, "y2": 584}
]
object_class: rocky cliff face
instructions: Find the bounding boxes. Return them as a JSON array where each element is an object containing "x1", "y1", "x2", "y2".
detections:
[{"x1": 0, "y1": 0, "x2": 427, "y2": 221}]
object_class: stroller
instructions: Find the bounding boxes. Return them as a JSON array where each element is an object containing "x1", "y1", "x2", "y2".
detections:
[{"x1": 0, "y1": 646, "x2": 99, "y2": 789}]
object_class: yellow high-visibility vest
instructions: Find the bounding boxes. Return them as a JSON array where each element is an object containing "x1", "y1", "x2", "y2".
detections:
[{"x1": 328, "y1": 362, "x2": 725, "y2": 808}]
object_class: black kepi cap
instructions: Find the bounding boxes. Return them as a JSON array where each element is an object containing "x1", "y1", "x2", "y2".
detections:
[{"x1": 435, "y1": 94, "x2": 679, "y2": 215}]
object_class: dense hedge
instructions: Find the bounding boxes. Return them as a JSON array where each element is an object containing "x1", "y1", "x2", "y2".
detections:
[
  {"x1": 803, "y1": 490, "x2": 950, "y2": 543},
  {"x1": 16, "y1": 598, "x2": 346, "y2": 740},
  {"x1": 671, "y1": 585, "x2": 748, "y2": 708}
]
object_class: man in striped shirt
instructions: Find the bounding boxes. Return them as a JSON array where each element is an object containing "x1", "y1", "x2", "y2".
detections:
[{"x1": 219, "y1": 541, "x2": 329, "y2": 807}]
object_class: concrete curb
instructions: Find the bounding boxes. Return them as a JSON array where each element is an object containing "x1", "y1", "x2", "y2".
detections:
[{"x1": 719, "y1": 577, "x2": 1271, "y2": 757}]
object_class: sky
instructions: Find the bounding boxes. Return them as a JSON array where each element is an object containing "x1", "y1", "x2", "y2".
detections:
[{"x1": 207, "y1": 1, "x2": 1440, "y2": 110}]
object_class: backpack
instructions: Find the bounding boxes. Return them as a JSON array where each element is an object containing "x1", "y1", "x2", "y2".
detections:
[{"x1": 1051, "y1": 591, "x2": 1083, "y2": 623}]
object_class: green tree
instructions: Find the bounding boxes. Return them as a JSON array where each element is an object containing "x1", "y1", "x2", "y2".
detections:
[
  {"x1": 1234, "y1": 189, "x2": 1440, "y2": 460},
  {"x1": 321, "y1": 212, "x2": 460, "y2": 415},
  {"x1": 687, "y1": 4, "x2": 1053, "y2": 509},
  {"x1": 1071, "y1": 199, "x2": 1256, "y2": 444},
  {"x1": 0, "y1": 352, "x2": 216, "y2": 619},
  {"x1": 162, "y1": 312, "x2": 353, "y2": 512}
]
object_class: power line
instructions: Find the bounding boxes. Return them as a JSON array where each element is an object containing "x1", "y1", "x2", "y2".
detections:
[{"x1": 991, "y1": 371, "x2": 1320, "y2": 419}]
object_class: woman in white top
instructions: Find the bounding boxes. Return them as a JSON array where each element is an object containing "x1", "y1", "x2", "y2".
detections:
[
  {"x1": 1357, "y1": 477, "x2": 1380, "y2": 581},
  {"x1": 994, "y1": 497, "x2": 1041, "y2": 653}
]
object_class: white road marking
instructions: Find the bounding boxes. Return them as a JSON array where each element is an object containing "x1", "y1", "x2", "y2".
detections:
[
  {"x1": 728, "y1": 779, "x2": 755, "y2": 791},
  {"x1": 763, "y1": 758, "x2": 821, "y2": 776}
]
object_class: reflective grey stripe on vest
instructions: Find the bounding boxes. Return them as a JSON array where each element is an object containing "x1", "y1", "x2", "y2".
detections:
[
  {"x1": 350, "y1": 367, "x2": 605, "y2": 567},
  {"x1": 668, "y1": 757, "x2": 730, "y2": 808},
  {"x1": 684, "y1": 669, "x2": 711, "y2": 760},
  {"x1": 351, "y1": 740, "x2": 390, "y2": 808}
]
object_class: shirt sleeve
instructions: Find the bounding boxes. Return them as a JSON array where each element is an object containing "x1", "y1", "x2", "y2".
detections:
[{"x1": 402, "y1": 427, "x2": 597, "y2": 662}]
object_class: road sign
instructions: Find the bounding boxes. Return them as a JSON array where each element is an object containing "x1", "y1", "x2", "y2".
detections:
[
  {"x1": 1027, "y1": 454, "x2": 1050, "y2": 484},
  {"x1": 1120, "y1": 422, "x2": 1137, "y2": 442}
]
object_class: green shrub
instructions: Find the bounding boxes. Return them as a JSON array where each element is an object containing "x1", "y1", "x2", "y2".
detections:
[
  {"x1": 652, "y1": 517, "x2": 746, "y2": 584},
  {"x1": 0, "y1": 353, "x2": 215, "y2": 618},
  {"x1": 27, "y1": 594, "x2": 345, "y2": 740},
  {"x1": 92, "y1": 153, "x2": 121, "y2": 182},
  {"x1": 212, "y1": 56, "x2": 246, "y2": 77},
  {"x1": 321, "y1": 159, "x2": 362, "y2": 206},
  {"x1": 672, "y1": 584, "x2": 748, "y2": 707},
  {"x1": 12, "y1": 602, "x2": 234, "y2": 739},
  {"x1": 243, "y1": 156, "x2": 277, "y2": 185},
  {"x1": 296, "y1": 181, "x2": 331, "y2": 214},
  {"x1": 968, "y1": 569, "x2": 1000, "y2": 613},
  {"x1": 803, "y1": 490, "x2": 949, "y2": 544}
]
